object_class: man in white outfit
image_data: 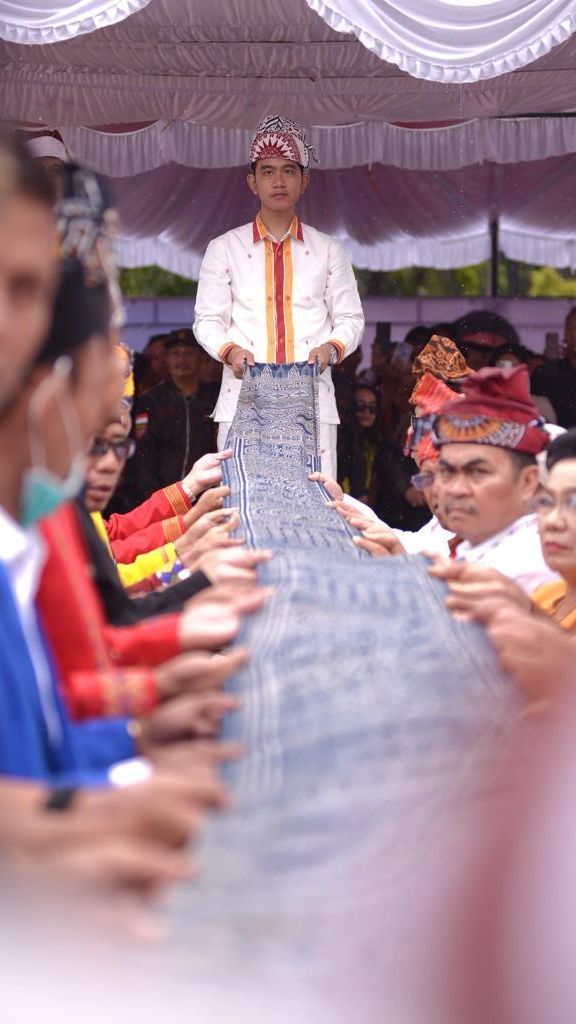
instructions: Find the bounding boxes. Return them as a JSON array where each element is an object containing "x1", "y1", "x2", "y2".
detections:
[
  {"x1": 193, "y1": 115, "x2": 364, "y2": 476},
  {"x1": 334, "y1": 366, "x2": 558, "y2": 596}
]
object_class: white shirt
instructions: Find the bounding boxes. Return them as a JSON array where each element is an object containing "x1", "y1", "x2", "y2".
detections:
[
  {"x1": 396, "y1": 516, "x2": 454, "y2": 557},
  {"x1": 193, "y1": 215, "x2": 364, "y2": 424},
  {"x1": 455, "y1": 513, "x2": 559, "y2": 594},
  {"x1": 341, "y1": 494, "x2": 454, "y2": 557},
  {"x1": 0, "y1": 505, "x2": 62, "y2": 742}
]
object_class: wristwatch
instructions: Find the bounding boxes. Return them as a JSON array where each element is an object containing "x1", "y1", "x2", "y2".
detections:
[{"x1": 328, "y1": 344, "x2": 339, "y2": 366}]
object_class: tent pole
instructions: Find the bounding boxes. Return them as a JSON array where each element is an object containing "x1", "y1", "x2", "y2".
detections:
[{"x1": 489, "y1": 217, "x2": 499, "y2": 297}]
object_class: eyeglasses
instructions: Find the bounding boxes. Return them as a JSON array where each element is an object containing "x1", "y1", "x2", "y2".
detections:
[
  {"x1": 89, "y1": 438, "x2": 135, "y2": 461},
  {"x1": 354, "y1": 401, "x2": 378, "y2": 413},
  {"x1": 410, "y1": 471, "x2": 435, "y2": 492},
  {"x1": 533, "y1": 492, "x2": 576, "y2": 517}
]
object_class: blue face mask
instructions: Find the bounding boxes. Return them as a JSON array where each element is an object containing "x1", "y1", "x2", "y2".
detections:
[
  {"x1": 19, "y1": 357, "x2": 86, "y2": 527},
  {"x1": 20, "y1": 457, "x2": 86, "y2": 528}
]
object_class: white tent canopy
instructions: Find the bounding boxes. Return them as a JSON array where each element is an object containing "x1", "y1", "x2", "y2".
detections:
[
  {"x1": 0, "y1": 0, "x2": 152, "y2": 44},
  {"x1": 62, "y1": 117, "x2": 576, "y2": 175},
  {"x1": 2, "y1": 0, "x2": 576, "y2": 124},
  {"x1": 305, "y1": 0, "x2": 576, "y2": 83},
  {"x1": 2, "y1": 0, "x2": 576, "y2": 273},
  {"x1": 111, "y1": 154, "x2": 576, "y2": 276}
]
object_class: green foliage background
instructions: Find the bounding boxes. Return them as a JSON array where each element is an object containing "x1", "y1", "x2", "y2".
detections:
[{"x1": 120, "y1": 260, "x2": 576, "y2": 299}]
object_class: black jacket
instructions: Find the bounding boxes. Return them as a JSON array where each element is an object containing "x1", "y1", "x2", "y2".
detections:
[
  {"x1": 531, "y1": 357, "x2": 576, "y2": 428},
  {"x1": 127, "y1": 379, "x2": 216, "y2": 507}
]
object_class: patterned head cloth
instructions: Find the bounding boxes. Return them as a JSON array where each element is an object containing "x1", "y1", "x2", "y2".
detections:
[
  {"x1": 412, "y1": 334, "x2": 472, "y2": 386},
  {"x1": 411, "y1": 371, "x2": 461, "y2": 416},
  {"x1": 249, "y1": 115, "x2": 318, "y2": 170},
  {"x1": 35, "y1": 162, "x2": 122, "y2": 364},
  {"x1": 433, "y1": 365, "x2": 548, "y2": 455},
  {"x1": 414, "y1": 432, "x2": 438, "y2": 468},
  {"x1": 405, "y1": 371, "x2": 464, "y2": 461},
  {"x1": 56, "y1": 162, "x2": 124, "y2": 330}
]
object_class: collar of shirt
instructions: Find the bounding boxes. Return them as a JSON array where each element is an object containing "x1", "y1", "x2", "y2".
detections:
[
  {"x1": 455, "y1": 513, "x2": 537, "y2": 562},
  {"x1": 0, "y1": 504, "x2": 46, "y2": 608},
  {"x1": 253, "y1": 214, "x2": 304, "y2": 245}
]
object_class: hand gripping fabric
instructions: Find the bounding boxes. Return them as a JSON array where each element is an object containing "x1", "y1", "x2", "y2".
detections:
[{"x1": 167, "y1": 361, "x2": 523, "y2": 1001}]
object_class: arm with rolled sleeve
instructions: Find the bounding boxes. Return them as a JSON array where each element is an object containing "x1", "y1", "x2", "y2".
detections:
[
  {"x1": 193, "y1": 237, "x2": 237, "y2": 364},
  {"x1": 105, "y1": 482, "x2": 190, "y2": 547},
  {"x1": 324, "y1": 239, "x2": 364, "y2": 362}
]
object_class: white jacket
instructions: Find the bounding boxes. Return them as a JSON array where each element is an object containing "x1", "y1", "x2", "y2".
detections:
[
  {"x1": 454, "y1": 514, "x2": 558, "y2": 595},
  {"x1": 193, "y1": 216, "x2": 364, "y2": 423}
]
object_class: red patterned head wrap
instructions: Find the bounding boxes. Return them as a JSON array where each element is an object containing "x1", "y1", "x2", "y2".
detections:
[
  {"x1": 433, "y1": 365, "x2": 548, "y2": 455},
  {"x1": 250, "y1": 115, "x2": 317, "y2": 170},
  {"x1": 411, "y1": 372, "x2": 461, "y2": 415},
  {"x1": 414, "y1": 433, "x2": 439, "y2": 468},
  {"x1": 405, "y1": 371, "x2": 464, "y2": 459}
]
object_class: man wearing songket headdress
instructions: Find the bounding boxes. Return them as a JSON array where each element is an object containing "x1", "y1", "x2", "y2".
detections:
[
  {"x1": 193, "y1": 114, "x2": 365, "y2": 476},
  {"x1": 322, "y1": 335, "x2": 467, "y2": 557},
  {"x1": 431, "y1": 365, "x2": 559, "y2": 593}
]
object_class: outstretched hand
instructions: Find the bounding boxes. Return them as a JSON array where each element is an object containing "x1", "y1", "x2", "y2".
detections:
[
  {"x1": 308, "y1": 343, "x2": 335, "y2": 373},
  {"x1": 351, "y1": 519, "x2": 406, "y2": 557},
  {"x1": 174, "y1": 512, "x2": 243, "y2": 567},
  {"x1": 183, "y1": 450, "x2": 233, "y2": 497},
  {"x1": 308, "y1": 471, "x2": 343, "y2": 502},
  {"x1": 427, "y1": 556, "x2": 533, "y2": 622},
  {"x1": 182, "y1": 485, "x2": 231, "y2": 528},
  {"x1": 486, "y1": 603, "x2": 576, "y2": 706}
]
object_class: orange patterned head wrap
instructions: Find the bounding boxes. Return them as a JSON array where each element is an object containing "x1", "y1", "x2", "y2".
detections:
[{"x1": 412, "y1": 334, "x2": 471, "y2": 390}]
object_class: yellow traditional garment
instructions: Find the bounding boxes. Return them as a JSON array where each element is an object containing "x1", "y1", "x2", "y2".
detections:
[
  {"x1": 91, "y1": 511, "x2": 176, "y2": 588},
  {"x1": 531, "y1": 579, "x2": 576, "y2": 633}
]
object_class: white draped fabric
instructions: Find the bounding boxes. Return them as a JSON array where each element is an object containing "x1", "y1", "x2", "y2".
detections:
[
  {"x1": 2, "y1": 0, "x2": 576, "y2": 125},
  {"x1": 63, "y1": 117, "x2": 576, "y2": 174},
  {"x1": 109, "y1": 154, "x2": 576, "y2": 275},
  {"x1": 0, "y1": 0, "x2": 152, "y2": 44},
  {"x1": 305, "y1": 0, "x2": 576, "y2": 83},
  {"x1": 3, "y1": 0, "x2": 576, "y2": 273}
]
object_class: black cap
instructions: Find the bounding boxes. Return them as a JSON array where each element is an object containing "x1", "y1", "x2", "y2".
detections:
[{"x1": 166, "y1": 328, "x2": 199, "y2": 350}]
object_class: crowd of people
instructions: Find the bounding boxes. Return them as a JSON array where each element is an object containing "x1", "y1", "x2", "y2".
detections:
[
  {"x1": 3, "y1": 112, "x2": 576, "y2": 1015},
  {"x1": 121, "y1": 306, "x2": 576, "y2": 539},
  {"x1": 333, "y1": 307, "x2": 576, "y2": 529}
]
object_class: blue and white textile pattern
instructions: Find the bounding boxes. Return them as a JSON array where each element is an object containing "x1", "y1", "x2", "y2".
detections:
[
  {"x1": 224, "y1": 361, "x2": 365, "y2": 554},
  {"x1": 169, "y1": 361, "x2": 523, "y2": 996}
]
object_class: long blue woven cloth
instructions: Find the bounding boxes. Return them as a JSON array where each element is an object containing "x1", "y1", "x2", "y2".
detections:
[{"x1": 169, "y1": 361, "x2": 522, "y2": 979}]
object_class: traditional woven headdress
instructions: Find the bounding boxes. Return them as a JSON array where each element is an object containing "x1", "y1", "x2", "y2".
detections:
[
  {"x1": 56, "y1": 162, "x2": 124, "y2": 330},
  {"x1": 249, "y1": 115, "x2": 318, "y2": 170},
  {"x1": 412, "y1": 334, "x2": 471, "y2": 388},
  {"x1": 411, "y1": 372, "x2": 462, "y2": 416},
  {"x1": 433, "y1": 365, "x2": 548, "y2": 455},
  {"x1": 406, "y1": 372, "x2": 465, "y2": 464},
  {"x1": 36, "y1": 162, "x2": 123, "y2": 363},
  {"x1": 414, "y1": 433, "x2": 438, "y2": 468}
]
